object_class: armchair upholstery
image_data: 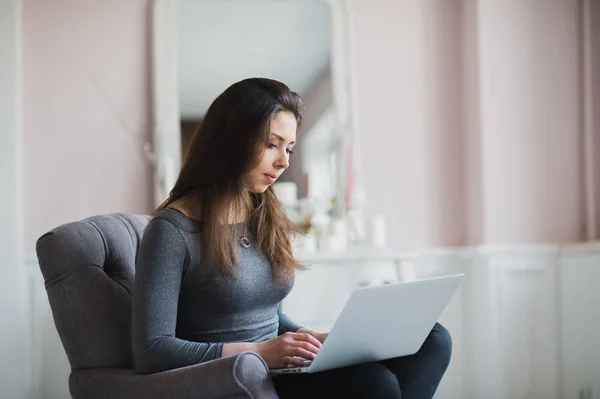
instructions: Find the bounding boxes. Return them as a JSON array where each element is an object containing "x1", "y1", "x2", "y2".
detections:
[{"x1": 36, "y1": 213, "x2": 278, "y2": 399}]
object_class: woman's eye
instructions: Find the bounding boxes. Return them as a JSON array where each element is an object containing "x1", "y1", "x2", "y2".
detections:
[{"x1": 268, "y1": 142, "x2": 293, "y2": 155}]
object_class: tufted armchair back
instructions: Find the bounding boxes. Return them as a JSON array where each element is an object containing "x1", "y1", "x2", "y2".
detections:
[
  {"x1": 36, "y1": 213, "x2": 151, "y2": 370},
  {"x1": 36, "y1": 213, "x2": 278, "y2": 399}
]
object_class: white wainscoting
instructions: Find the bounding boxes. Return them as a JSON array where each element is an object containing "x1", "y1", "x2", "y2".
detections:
[
  {"x1": 25, "y1": 257, "x2": 71, "y2": 399},
  {"x1": 25, "y1": 245, "x2": 600, "y2": 399},
  {"x1": 287, "y1": 245, "x2": 600, "y2": 399},
  {"x1": 559, "y1": 245, "x2": 600, "y2": 399}
]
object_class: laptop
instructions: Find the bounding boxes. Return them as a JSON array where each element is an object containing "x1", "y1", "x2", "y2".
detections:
[{"x1": 270, "y1": 274, "x2": 463, "y2": 375}]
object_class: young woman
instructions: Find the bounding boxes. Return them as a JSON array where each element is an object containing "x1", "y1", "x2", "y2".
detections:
[{"x1": 132, "y1": 78, "x2": 452, "y2": 398}]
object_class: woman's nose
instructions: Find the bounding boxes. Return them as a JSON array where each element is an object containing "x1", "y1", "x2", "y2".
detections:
[{"x1": 275, "y1": 151, "x2": 289, "y2": 169}]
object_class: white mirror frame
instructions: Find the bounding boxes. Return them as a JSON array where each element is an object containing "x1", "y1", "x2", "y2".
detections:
[
  {"x1": 0, "y1": 0, "x2": 29, "y2": 395},
  {"x1": 151, "y1": 0, "x2": 361, "y2": 216}
]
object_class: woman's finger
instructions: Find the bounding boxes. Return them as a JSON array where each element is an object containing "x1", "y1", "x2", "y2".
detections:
[
  {"x1": 282, "y1": 355, "x2": 307, "y2": 367},
  {"x1": 286, "y1": 347, "x2": 317, "y2": 360},
  {"x1": 292, "y1": 332, "x2": 322, "y2": 349},
  {"x1": 294, "y1": 341, "x2": 320, "y2": 356}
]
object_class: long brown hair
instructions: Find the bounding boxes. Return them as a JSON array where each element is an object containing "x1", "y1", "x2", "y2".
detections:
[{"x1": 158, "y1": 78, "x2": 304, "y2": 283}]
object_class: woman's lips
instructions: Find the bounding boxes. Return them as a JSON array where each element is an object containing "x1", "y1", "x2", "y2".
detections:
[{"x1": 265, "y1": 174, "x2": 277, "y2": 183}]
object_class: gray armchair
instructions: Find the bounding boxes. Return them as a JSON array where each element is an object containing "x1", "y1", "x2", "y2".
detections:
[{"x1": 36, "y1": 213, "x2": 278, "y2": 399}]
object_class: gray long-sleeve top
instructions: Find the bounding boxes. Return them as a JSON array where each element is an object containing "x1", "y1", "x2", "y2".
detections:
[{"x1": 132, "y1": 208, "x2": 302, "y2": 374}]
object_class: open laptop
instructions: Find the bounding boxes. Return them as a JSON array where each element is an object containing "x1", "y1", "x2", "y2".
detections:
[{"x1": 270, "y1": 274, "x2": 463, "y2": 375}]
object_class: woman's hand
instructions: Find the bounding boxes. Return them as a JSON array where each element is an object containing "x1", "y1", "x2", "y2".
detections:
[
  {"x1": 297, "y1": 328, "x2": 329, "y2": 344},
  {"x1": 255, "y1": 332, "x2": 322, "y2": 368}
]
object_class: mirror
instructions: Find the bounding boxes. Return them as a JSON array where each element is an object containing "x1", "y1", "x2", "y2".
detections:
[{"x1": 151, "y1": 0, "x2": 360, "y2": 232}]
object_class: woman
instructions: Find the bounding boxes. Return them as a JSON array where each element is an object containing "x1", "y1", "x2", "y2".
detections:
[{"x1": 132, "y1": 77, "x2": 452, "y2": 398}]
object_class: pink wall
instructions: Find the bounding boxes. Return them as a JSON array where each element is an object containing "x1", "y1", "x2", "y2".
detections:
[
  {"x1": 420, "y1": 1, "x2": 465, "y2": 246},
  {"x1": 592, "y1": 0, "x2": 600, "y2": 237},
  {"x1": 477, "y1": 0, "x2": 583, "y2": 244},
  {"x1": 461, "y1": 0, "x2": 484, "y2": 245},
  {"x1": 351, "y1": 0, "x2": 465, "y2": 247},
  {"x1": 21, "y1": 0, "x2": 593, "y2": 251},
  {"x1": 22, "y1": 0, "x2": 153, "y2": 252},
  {"x1": 352, "y1": 0, "x2": 586, "y2": 247}
]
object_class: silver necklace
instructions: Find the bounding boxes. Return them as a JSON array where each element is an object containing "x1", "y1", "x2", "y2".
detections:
[{"x1": 239, "y1": 225, "x2": 250, "y2": 248}]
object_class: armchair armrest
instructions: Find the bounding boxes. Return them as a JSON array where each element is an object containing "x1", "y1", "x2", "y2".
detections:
[{"x1": 69, "y1": 352, "x2": 278, "y2": 399}]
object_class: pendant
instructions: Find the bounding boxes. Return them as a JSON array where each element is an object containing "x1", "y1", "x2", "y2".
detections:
[{"x1": 240, "y1": 236, "x2": 251, "y2": 248}]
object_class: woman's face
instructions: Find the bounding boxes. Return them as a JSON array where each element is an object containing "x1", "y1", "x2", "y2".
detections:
[{"x1": 246, "y1": 111, "x2": 297, "y2": 193}]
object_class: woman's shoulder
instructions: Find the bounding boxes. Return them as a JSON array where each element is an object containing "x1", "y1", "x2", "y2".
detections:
[{"x1": 151, "y1": 208, "x2": 203, "y2": 234}]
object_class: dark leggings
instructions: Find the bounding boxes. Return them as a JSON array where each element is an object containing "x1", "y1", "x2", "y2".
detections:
[{"x1": 272, "y1": 323, "x2": 452, "y2": 399}]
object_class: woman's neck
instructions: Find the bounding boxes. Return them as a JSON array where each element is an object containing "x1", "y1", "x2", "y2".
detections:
[{"x1": 170, "y1": 195, "x2": 249, "y2": 224}]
